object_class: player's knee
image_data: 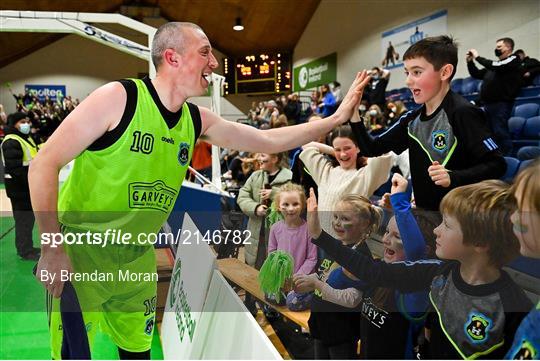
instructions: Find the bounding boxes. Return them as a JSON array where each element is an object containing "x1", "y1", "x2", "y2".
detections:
[{"x1": 118, "y1": 347, "x2": 151, "y2": 360}]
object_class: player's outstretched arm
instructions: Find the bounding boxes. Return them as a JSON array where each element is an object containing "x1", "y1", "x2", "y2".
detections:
[{"x1": 200, "y1": 71, "x2": 371, "y2": 153}]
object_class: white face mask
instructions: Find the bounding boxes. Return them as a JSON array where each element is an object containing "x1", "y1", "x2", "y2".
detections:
[
  {"x1": 19, "y1": 123, "x2": 31, "y2": 135},
  {"x1": 359, "y1": 105, "x2": 366, "y2": 111},
  {"x1": 369, "y1": 109, "x2": 378, "y2": 116}
]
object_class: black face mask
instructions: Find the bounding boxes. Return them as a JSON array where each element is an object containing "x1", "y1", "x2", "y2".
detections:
[{"x1": 494, "y1": 49, "x2": 503, "y2": 57}]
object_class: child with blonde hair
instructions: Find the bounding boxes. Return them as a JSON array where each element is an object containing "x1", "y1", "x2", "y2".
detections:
[
  {"x1": 265, "y1": 183, "x2": 317, "y2": 309},
  {"x1": 506, "y1": 160, "x2": 540, "y2": 359},
  {"x1": 268, "y1": 182, "x2": 317, "y2": 275},
  {"x1": 294, "y1": 193, "x2": 382, "y2": 359}
]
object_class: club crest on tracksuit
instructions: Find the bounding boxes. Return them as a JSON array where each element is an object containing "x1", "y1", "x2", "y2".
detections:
[
  {"x1": 511, "y1": 340, "x2": 537, "y2": 360},
  {"x1": 432, "y1": 130, "x2": 449, "y2": 153},
  {"x1": 465, "y1": 313, "x2": 491, "y2": 343}
]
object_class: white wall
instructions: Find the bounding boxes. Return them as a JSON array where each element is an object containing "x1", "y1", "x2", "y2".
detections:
[{"x1": 294, "y1": 0, "x2": 540, "y2": 91}]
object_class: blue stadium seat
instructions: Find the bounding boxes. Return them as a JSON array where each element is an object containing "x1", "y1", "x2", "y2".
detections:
[
  {"x1": 534, "y1": 74, "x2": 540, "y2": 86},
  {"x1": 501, "y1": 157, "x2": 520, "y2": 182},
  {"x1": 508, "y1": 116, "x2": 526, "y2": 139},
  {"x1": 461, "y1": 77, "x2": 479, "y2": 95},
  {"x1": 451, "y1": 78, "x2": 463, "y2": 94},
  {"x1": 518, "y1": 86, "x2": 540, "y2": 98},
  {"x1": 514, "y1": 95, "x2": 540, "y2": 107},
  {"x1": 523, "y1": 116, "x2": 540, "y2": 139},
  {"x1": 513, "y1": 103, "x2": 540, "y2": 118},
  {"x1": 477, "y1": 80, "x2": 483, "y2": 92},
  {"x1": 518, "y1": 159, "x2": 534, "y2": 174}
]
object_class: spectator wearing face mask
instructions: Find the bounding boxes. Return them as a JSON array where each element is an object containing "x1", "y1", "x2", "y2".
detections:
[
  {"x1": 1, "y1": 112, "x2": 41, "y2": 260},
  {"x1": 358, "y1": 100, "x2": 369, "y2": 118},
  {"x1": 365, "y1": 104, "x2": 385, "y2": 133},
  {"x1": 385, "y1": 100, "x2": 408, "y2": 127},
  {"x1": 366, "y1": 67, "x2": 391, "y2": 109},
  {"x1": 467, "y1": 38, "x2": 522, "y2": 155}
]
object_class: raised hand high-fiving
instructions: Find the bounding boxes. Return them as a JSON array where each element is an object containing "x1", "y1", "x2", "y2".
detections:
[
  {"x1": 307, "y1": 187, "x2": 322, "y2": 239},
  {"x1": 334, "y1": 70, "x2": 371, "y2": 123}
]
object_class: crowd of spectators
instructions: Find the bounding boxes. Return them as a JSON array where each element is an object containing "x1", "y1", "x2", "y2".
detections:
[
  {"x1": 221, "y1": 36, "x2": 540, "y2": 360},
  {"x1": 0, "y1": 87, "x2": 79, "y2": 144},
  {"x1": 221, "y1": 68, "x2": 412, "y2": 190}
]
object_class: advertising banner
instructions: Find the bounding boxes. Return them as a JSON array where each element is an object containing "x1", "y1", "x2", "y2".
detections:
[
  {"x1": 25, "y1": 84, "x2": 66, "y2": 101},
  {"x1": 293, "y1": 53, "x2": 337, "y2": 91},
  {"x1": 381, "y1": 10, "x2": 447, "y2": 69}
]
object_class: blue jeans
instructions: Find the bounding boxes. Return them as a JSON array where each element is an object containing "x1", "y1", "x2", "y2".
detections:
[{"x1": 484, "y1": 102, "x2": 513, "y2": 155}]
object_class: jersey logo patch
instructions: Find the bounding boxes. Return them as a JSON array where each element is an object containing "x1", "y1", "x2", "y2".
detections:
[
  {"x1": 178, "y1": 142, "x2": 190, "y2": 166},
  {"x1": 512, "y1": 340, "x2": 537, "y2": 360},
  {"x1": 465, "y1": 312, "x2": 491, "y2": 343},
  {"x1": 432, "y1": 130, "x2": 448, "y2": 153},
  {"x1": 129, "y1": 180, "x2": 178, "y2": 213},
  {"x1": 144, "y1": 317, "x2": 154, "y2": 336}
]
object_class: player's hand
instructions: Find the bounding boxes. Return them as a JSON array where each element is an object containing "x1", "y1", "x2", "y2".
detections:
[
  {"x1": 391, "y1": 173, "x2": 409, "y2": 194},
  {"x1": 256, "y1": 204, "x2": 268, "y2": 217},
  {"x1": 293, "y1": 273, "x2": 320, "y2": 293},
  {"x1": 35, "y1": 246, "x2": 73, "y2": 298},
  {"x1": 335, "y1": 70, "x2": 371, "y2": 124},
  {"x1": 307, "y1": 188, "x2": 322, "y2": 238},
  {"x1": 428, "y1": 161, "x2": 451, "y2": 188}
]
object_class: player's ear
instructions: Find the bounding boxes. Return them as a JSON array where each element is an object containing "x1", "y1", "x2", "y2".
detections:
[{"x1": 164, "y1": 49, "x2": 181, "y2": 68}]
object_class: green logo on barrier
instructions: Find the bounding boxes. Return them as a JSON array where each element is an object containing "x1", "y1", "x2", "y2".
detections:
[{"x1": 168, "y1": 258, "x2": 197, "y2": 343}]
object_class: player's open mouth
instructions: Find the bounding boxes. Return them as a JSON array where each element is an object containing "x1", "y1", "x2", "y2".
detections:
[
  {"x1": 412, "y1": 89, "x2": 421, "y2": 96},
  {"x1": 202, "y1": 73, "x2": 211, "y2": 84}
]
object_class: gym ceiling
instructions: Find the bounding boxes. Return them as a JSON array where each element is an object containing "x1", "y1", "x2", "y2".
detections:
[{"x1": 0, "y1": 0, "x2": 321, "y2": 68}]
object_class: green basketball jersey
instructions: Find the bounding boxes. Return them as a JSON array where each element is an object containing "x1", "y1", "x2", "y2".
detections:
[{"x1": 58, "y1": 78, "x2": 199, "y2": 238}]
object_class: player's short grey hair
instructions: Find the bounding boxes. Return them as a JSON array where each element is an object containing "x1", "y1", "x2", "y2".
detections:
[{"x1": 151, "y1": 22, "x2": 203, "y2": 70}]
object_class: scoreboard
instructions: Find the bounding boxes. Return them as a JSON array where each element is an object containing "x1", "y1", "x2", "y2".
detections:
[{"x1": 223, "y1": 53, "x2": 291, "y2": 95}]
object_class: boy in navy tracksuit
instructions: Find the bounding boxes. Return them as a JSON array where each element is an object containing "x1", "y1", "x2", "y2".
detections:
[{"x1": 349, "y1": 36, "x2": 506, "y2": 211}]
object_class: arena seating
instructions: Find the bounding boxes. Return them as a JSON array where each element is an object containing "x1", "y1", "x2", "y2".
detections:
[
  {"x1": 501, "y1": 156, "x2": 536, "y2": 183},
  {"x1": 501, "y1": 157, "x2": 520, "y2": 183},
  {"x1": 386, "y1": 76, "x2": 540, "y2": 157}
]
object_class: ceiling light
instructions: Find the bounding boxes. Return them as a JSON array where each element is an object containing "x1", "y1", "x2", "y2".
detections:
[{"x1": 233, "y1": 17, "x2": 244, "y2": 31}]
